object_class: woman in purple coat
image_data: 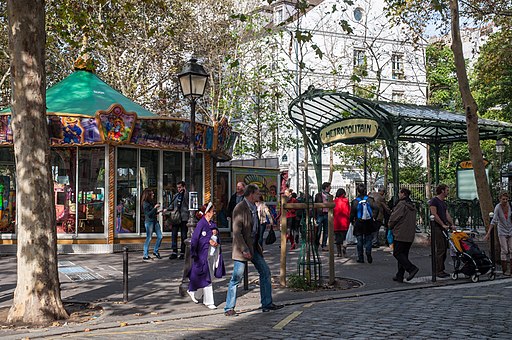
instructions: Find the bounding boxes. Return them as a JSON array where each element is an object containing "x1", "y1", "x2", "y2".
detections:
[{"x1": 187, "y1": 202, "x2": 226, "y2": 309}]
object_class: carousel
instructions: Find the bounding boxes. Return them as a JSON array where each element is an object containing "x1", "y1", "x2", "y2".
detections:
[{"x1": 0, "y1": 58, "x2": 236, "y2": 253}]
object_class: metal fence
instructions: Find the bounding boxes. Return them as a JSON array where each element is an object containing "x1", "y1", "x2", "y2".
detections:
[{"x1": 305, "y1": 183, "x2": 486, "y2": 234}]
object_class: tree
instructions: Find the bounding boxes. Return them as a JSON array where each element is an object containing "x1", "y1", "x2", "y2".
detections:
[
  {"x1": 7, "y1": 0, "x2": 68, "y2": 324},
  {"x1": 425, "y1": 42, "x2": 461, "y2": 110},
  {"x1": 384, "y1": 0, "x2": 512, "y2": 230},
  {"x1": 473, "y1": 27, "x2": 512, "y2": 122}
]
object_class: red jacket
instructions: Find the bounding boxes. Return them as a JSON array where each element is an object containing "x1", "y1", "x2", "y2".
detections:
[
  {"x1": 334, "y1": 196, "x2": 350, "y2": 232},
  {"x1": 286, "y1": 197, "x2": 297, "y2": 219}
]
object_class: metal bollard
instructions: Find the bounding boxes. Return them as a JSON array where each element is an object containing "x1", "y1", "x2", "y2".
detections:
[
  {"x1": 489, "y1": 212, "x2": 496, "y2": 267},
  {"x1": 430, "y1": 215, "x2": 436, "y2": 282},
  {"x1": 243, "y1": 261, "x2": 249, "y2": 290},
  {"x1": 123, "y1": 246, "x2": 129, "y2": 302}
]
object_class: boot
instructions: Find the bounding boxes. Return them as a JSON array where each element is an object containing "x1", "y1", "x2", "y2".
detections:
[
  {"x1": 508, "y1": 261, "x2": 512, "y2": 276},
  {"x1": 336, "y1": 244, "x2": 342, "y2": 257},
  {"x1": 501, "y1": 260, "x2": 509, "y2": 276}
]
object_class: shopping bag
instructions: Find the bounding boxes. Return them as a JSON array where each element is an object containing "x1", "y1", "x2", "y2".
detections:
[
  {"x1": 346, "y1": 223, "x2": 357, "y2": 245},
  {"x1": 387, "y1": 229, "x2": 394, "y2": 245}
]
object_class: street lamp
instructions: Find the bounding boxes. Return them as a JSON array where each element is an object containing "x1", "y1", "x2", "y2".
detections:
[
  {"x1": 496, "y1": 139, "x2": 505, "y2": 191},
  {"x1": 177, "y1": 58, "x2": 209, "y2": 296}
]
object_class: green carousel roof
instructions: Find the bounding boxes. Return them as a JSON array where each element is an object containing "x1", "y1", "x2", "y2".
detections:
[{"x1": 1, "y1": 70, "x2": 157, "y2": 117}]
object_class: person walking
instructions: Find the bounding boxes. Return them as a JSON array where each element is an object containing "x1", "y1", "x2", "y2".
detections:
[
  {"x1": 141, "y1": 188, "x2": 164, "y2": 261},
  {"x1": 485, "y1": 191, "x2": 512, "y2": 276},
  {"x1": 350, "y1": 183, "x2": 377, "y2": 263},
  {"x1": 170, "y1": 181, "x2": 190, "y2": 260},
  {"x1": 388, "y1": 188, "x2": 419, "y2": 282},
  {"x1": 256, "y1": 195, "x2": 274, "y2": 247},
  {"x1": 369, "y1": 187, "x2": 390, "y2": 248},
  {"x1": 187, "y1": 202, "x2": 226, "y2": 309},
  {"x1": 333, "y1": 188, "x2": 350, "y2": 257},
  {"x1": 224, "y1": 184, "x2": 283, "y2": 316},
  {"x1": 227, "y1": 182, "x2": 246, "y2": 220},
  {"x1": 284, "y1": 188, "x2": 298, "y2": 250},
  {"x1": 429, "y1": 184, "x2": 454, "y2": 278},
  {"x1": 315, "y1": 182, "x2": 332, "y2": 251}
]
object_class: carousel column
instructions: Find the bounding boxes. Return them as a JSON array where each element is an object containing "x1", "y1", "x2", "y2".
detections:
[{"x1": 108, "y1": 144, "x2": 116, "y2": 248}]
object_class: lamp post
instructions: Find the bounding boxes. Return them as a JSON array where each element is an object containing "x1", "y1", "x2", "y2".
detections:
[
  {"x1": 496, "y1": 139, "x2": 505, "y2": 191},
  {"x1": 177, "y1": 58, "x2": 209, "y2": 296}
]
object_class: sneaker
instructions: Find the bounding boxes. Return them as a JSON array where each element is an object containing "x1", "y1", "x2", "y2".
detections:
[
  {"x1": 169, "y1": 253, "x2": 178, "y2": 260},
  {"x1": 321, "y1": 247, "x2": 328, "y2": 252},
  {"x1": 153, "y1": 252, "x2": 162, "y2": 259},
  {"x1": 178, "y1": 254, "x2": 184, "y2": 260},
  {"x1": 206, "y1": 304, "x2": 217, "y2": 310},
  {"x1": 187, "y1": 290, "x2": 199, "y2": 303},
  {"x1": 262, "y1": 304, "x2": 284, "y2": 312},
  {"x1": 143, "y1": 256, "x2": 152, "y2": 261},
  {"x1": 407, "y1": 267, "x2": 419, "y2": 281},
  {"x1": 224, "y1": 309, "x2": 238, "y2": 317}
]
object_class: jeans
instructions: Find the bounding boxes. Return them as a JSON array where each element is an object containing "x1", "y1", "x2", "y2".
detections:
[
  {"x1": 143, "y1": 221, "x2": 163, "y2": 257},
  {"x1": 316, "y1": 214, "x2": 328, "y2": 247},
  {"x1": 356, "y1": 234, "x2": 373, "y2": 260},
  {"x1": 172, "y1": 221, "x2": 188, "y2": 253},
  {"x1": 224, "y1": 252, "x2": 273, "y2": 312}
]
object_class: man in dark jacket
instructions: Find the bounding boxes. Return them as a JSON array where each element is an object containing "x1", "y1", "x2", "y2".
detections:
[
  {"x1": 389, "y1": 188, "x2": 419, "y2": 282},
  {"x1": 227, "y1": 182, "x2": 246, "y2": 220}
]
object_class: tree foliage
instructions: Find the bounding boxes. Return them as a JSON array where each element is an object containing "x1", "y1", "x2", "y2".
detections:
[{"x1": 426, "y1": 42, "x2": 461, "y2": 110}]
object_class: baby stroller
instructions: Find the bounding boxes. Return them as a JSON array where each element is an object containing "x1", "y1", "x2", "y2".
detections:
[{"x1": 446, "y1": 230, "x2": 496, "y2": 282}]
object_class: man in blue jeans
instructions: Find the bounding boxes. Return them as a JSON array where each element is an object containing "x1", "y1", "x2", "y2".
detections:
[{"x1": 224, "y1": 184, "x2": 283, "y2": 316}]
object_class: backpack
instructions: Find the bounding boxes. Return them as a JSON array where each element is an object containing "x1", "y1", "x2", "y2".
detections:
[{"x1": 356, "y1": 196, "x2": 373, "y2": 220}]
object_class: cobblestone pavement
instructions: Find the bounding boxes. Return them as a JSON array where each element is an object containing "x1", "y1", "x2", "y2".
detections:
[{"x1": 22, "y1": 278, "x2": 511, "y2": 340}]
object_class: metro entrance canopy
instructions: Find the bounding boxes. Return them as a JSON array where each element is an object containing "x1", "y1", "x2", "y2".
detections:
[{"x1": 288, "y1": 87, "x2": 512, "y2": 192}]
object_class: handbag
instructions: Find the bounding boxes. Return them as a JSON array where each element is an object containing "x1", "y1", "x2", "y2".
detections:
[
  {"x1": 346, "y1": 223, "x2": 356, "y2": 245},
  {"x1": 168, "y1": 193, "x2": 182, "y2": 225},
  {"x1": 265, "y1": 227, "x2": 276, "y2": 245},
  {"x1": 169, "y1": 209, "x2": 181, "y2": 225}
]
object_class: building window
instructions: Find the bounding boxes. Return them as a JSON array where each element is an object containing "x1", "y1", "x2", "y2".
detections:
[
  {"x1": 77, "y1": 147, "x2": 105, "y2": 234},
  {"x1": 354, "y1": 7, "x2": 364, "y2": 22},
  {"x1": 52, "y1": 148, "x2": 77, "y2": 234},
  {"x1": 274, "y1": 7, "x2": 283, "y2": 24},
  {"x1": 139, "y1": 149, "x2": 159, "y2": 234},
  {"x1": 392, "y1": 90, "x2": 405, "y2": 102},
  {"x1": 391, "y1": 53, "x2": 404, "y2": 79},
  {"x1": 162, "y1": 151, "x2": 182, "y2": 232},
  {"x1": 116, "y1": 148, "x2": 138, "y2": 234},
  {"x1": 353, "y1": 49, "x2": 365, "y2": 68},
  {"x1": 0, "y1": 148, "x2": 16, "y2": 234}
]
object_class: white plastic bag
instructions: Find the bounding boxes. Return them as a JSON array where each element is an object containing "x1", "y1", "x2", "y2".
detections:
[{"x1": 346, "y1": 223, "x2": 357, "y2": 245}]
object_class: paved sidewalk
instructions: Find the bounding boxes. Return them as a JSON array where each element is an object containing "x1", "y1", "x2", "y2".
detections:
[{"x1": 0, "y1": 232, "x2": 502, "y2": 338}]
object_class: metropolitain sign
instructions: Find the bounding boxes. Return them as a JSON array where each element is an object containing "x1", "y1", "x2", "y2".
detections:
[{"x1": 320, "y1": 118, "x2": 379, "y2": 145}]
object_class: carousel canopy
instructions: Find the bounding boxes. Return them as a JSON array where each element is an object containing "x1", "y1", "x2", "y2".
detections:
[{"x1": 1, "y1": 70, "x2": 157, "y2": 117}]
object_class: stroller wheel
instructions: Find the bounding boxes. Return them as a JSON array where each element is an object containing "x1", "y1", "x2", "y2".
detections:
[
  {"x1": 488, "y1": 272, "x2": 496, "y2": 281},
  {"x1": 470, "y1": 274, "x2": 479, "y2": 283},
  {"x1": 450, "y1": 272, "x2": 458, "y2": 280}
]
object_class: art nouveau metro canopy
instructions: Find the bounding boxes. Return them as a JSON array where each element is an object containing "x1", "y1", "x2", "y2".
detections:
[{"x1": 288, "y1": 88, "x2": 512, "y2": 145}]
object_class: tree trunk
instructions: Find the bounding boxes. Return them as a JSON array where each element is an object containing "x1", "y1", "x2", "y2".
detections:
[
  {"x1": 449, "y1": 0, "x2": 494, "y2": 228},
  {"x1": 7, "y1": 0, "x2": 68, "y2": 324}
]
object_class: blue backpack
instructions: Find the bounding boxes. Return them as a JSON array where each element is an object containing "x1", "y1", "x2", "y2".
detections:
[{"x1": 356, "y1": 196, "x2": 373, "y2": 220}]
